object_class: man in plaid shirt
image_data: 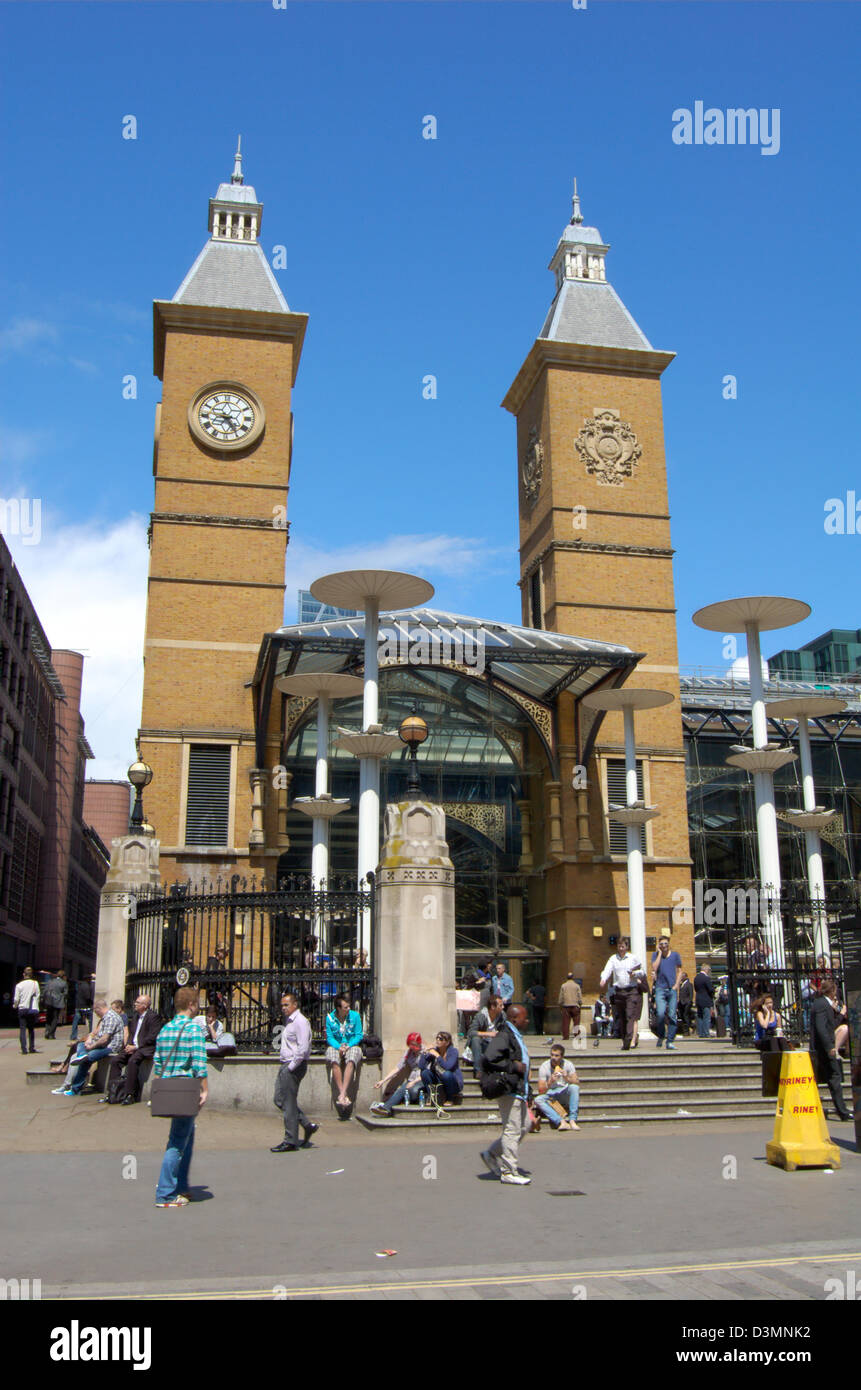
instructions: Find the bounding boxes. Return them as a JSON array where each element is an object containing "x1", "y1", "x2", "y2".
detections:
[
  {"x1": 61, "y1": 999, "x2": 125, "y2": 1095},
  {"x1": 152, "y1": 986, "x2": 208, "y2": 1208}
]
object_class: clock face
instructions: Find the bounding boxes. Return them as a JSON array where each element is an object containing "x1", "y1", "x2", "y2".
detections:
[
  {"x1": 188, "y1": 381, "x2": 265, "y2": 452},
  {"x1": 197, "y1": 389, "x2": 255, "y2": 444}
]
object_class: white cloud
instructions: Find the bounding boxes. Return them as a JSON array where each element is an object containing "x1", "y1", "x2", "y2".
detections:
[
  {"x1": 6, "y1": 514, "x2": 149, "y2": 781},
  {"x1": 0, "y1": 428, "x2": 55, "y2": 469},
  {"x1": 3, "y1": 519, "x2": 506, "y2": 781},
  {"x1": 0, "y1": 317, "x2": 60, "y2": 356}
]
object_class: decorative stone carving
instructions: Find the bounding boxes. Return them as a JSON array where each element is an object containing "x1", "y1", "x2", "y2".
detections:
[
  {"x1": 284, "y1": 694, "x2": 315, "y2": 744},
  {"x1": 575, "y1": 408, "x2": 642, "y2": 487},
  {"x1": 521, "y1": 426, "x2": 544, "y2": 506}
]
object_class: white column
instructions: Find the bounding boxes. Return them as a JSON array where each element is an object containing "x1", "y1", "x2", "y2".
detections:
[
  {"x1": 746, "y1": 622, "x2": 784, "y2": 964},
  {"x1": 623, "y1": 705, "x2": 651, "y2": 1037},
  {"x1": 311, "y1": 694, "x2": 330, "y2": 887},
  {"x1": 357, "y1": 597, "x2": 381, "y2": 952},
  {"x1": 796, "y1": 717, "x2": 830, "y2": 956}
]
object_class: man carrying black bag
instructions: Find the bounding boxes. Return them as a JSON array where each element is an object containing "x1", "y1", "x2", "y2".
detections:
[{"x1": 478, "y1": 1003, "x2": 532, "y2": 1186}]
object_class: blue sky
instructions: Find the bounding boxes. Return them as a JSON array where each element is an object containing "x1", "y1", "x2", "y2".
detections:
[{"x1": 2, "y1": 0, "x2": 860, "y2": 775}]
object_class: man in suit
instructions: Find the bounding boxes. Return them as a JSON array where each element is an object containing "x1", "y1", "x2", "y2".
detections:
[
  {"x1": 809, "y1": 983, "x2": 851, "y2": 1122},
  {"x1": 107, "y1": 994, "x2": 161, "y2": 1105}
]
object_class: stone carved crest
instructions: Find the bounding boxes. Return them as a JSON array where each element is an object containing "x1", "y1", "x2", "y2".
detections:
[
  {"x1": 521, "y1": 426, "x2": 544, "y2": 505},
  {"x1": 575, "y1": 408, "x2": 642, "y2": 486}
]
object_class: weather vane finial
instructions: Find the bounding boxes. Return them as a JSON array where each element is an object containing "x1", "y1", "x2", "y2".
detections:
[{"x1": 571, "y1": 177, "x2": 583, "y2": 225}]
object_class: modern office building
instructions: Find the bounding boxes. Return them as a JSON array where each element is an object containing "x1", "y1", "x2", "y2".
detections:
[
  {"x1": 297, "y1": 589, "x2": 359, "y2": 625},
  {"x1": 768, "y1": 629, "x2": 861, "y2": 682}
]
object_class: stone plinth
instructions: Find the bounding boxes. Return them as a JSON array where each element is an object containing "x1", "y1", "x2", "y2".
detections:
[
  {"x1": 95, "y1": 835, "x2": 162, "y2": 1005},
  {"x1": 375, "y1": 800, "x2": 456, "y2": 1074}
]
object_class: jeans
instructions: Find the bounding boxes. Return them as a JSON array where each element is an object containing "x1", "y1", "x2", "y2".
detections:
[
  {"x1": 67, "y1": 1046, "x2": 113, "y2": 1093},
  {"x1": 696, "y1": 1005, "x2": 712, "y2": 1039},
  {"x1": 420, "y1": 1065, "x2": 461, "y2": 1101},
  {"x1": 653, "y1": 984, "x2": 678, "y2": 1044},
  {"x1": 18, "y1": 1010, "x2": 39, "y2": 1053},
  {"x1": 382, "y1": 1081, "x2": 423, "y2": 1113},
  {"x1": 535, "y1": 1083, "x2": 580, "y2": 1125},
  {"x1": 156, "y1": 1116, "x2": 196, "y2": 1201},
  {"x1": 70, "y1": 1009, "x2": 91, "y2": 1042}
]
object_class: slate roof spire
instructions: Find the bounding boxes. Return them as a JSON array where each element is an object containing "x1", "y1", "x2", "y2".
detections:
[
  {"x1": 539, "y1": 183, "x2": 652, "y2": 351},
  {"x1": 171, "y1": 145, "x2": 290, "y2": 314}
]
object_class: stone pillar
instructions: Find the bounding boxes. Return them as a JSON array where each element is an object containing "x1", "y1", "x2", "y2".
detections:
[
  {"x1": 547, "y1": 781, "x2": 564, "y2": 856},
  {"x1": 517, "y1": 799, "x2": 533, "y2": 870},
  {"x1": 375, "y1": 800, "x2": 457, "y2": 1074},
  {"x1": 276, "y1": 770, "x2": 292, "y2": 847},
  {"x1": 576, "y1": 787, "x2": 594, "y2": 854},
  {"x1": 95, "y1": 835, "x2": 162, "y2": 1006},
  {"x1": 249, "y1": 768, "x2": 267, "y2": 849}
]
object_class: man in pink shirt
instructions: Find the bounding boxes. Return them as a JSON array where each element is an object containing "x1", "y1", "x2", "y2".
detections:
[{"x1": 271, "y1": 992, "x2": 318, "y2": 1153}]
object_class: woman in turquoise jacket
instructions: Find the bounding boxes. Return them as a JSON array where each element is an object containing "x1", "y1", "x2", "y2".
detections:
[{"x1": 325, "y1": 993, "x2": 364, "y2": 1117}]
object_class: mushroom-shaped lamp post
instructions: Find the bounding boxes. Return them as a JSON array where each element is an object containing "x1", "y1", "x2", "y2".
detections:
[
  {"x1": 581, "y1": 686, "x2": 674, "y2": 1039},
  {"x1": 766, "y1": 695, "x2": 845, "y2": 957},
  {"x1": 275, "y1": 671, "x2": 364, "y2": 885},
  {"x1": 693, "y1": 596, "x2": 810, "y2": 964},
  {"x1": 310, "y1": 570, "x2": 434, "y2": 954}
]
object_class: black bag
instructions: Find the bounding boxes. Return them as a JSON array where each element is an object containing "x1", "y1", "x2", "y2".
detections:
[
  {"x1": 150, "y1": 1022, "x2": 200, "y2": 1118},
  {"x1": 360, "y1": 1033, "x2": 383, "y2": 1061},
  {"x1": 478, "y1": 1022, "x2": 519, "y2": 1099},
  {"x1": 107, "y1": 1078, "x2": 125, "y2": 1105}
]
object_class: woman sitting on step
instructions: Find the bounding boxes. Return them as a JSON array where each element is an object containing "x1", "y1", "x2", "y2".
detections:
[
  {"x1": 753, "y1": 994, "x2": 792, "y2": 1053},
  {"x1": 370, "y1": 1032, "x2": 425, "y2": 1116},
  {"x1": 420, "y1": 1031, "x2": 463, "y2": 1105}
]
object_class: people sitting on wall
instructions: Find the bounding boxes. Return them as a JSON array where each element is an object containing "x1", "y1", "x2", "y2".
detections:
[
  {"x1": 420, "y1": 1030, "x2": 463, "y2": 1105},
  {"x1": 370, "y1": 1032, "x2": 424, "y2": 1116},
  {"x1": 112, "y1": 999, "x2": 130, "y2": 1039},
  {"x1": 325, "y1": 993, "x2": 364, "y2": 1117},
  {"x1": 534, "y1": 1043, "x2": 580, "y2": 1131},
  {"x1": 52, "y1": 999, "x2": 125, "y2": 1096},
  {"x1": 105, "y1": 993, "x2": 162, "y2": 1104},
  {"x1": 753, "y1": 994, "x2": 792, "y2": 1053}
]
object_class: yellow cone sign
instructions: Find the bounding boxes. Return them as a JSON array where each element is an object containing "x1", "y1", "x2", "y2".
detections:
[{"x1": 766, "y1": 1050, "x2": 841, "y2": 1171}]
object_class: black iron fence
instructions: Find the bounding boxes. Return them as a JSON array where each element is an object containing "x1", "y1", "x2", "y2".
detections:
[
  {"x1": 722, "y1": 881, "x2": 858, "y2": 1046},
  {"x1": 125, "y1": 874, "x2": 375, "y2": 1052}
]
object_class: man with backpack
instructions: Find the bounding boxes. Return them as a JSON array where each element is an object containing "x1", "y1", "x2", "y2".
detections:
[{"x1": 478, "y1": 1003, "x2": 532, "y2": 1186}]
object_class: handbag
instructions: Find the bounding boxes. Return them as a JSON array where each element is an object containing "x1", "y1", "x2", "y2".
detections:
[{"x1": 150, "y1": 1022, "x2": 201, "y2": 1118}]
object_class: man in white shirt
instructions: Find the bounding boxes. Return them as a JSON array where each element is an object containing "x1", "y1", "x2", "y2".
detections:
[{"x1": 599, "y1": 937, "x2": 644, "y2": 1051}]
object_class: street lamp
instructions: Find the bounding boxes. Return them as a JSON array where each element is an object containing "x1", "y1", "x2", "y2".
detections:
[
  {"x1": 399, "y1": 715, "x2": 428, "y2": 798},
  {"x1": 127, "y1": 759, "x2": 153, "y2": 833}
]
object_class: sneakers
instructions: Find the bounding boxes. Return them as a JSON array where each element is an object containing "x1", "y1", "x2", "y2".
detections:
[
  {"x1": 370, "y1": 1102, "x2": 392, "y2": 1116},
  {"x1": 51, "y1": 1086, "x2": 73, "y2": 1096},
  {"x1": 500, "y1": 1172, "x2": 531, "y2": 1185},
  {"x1": 667, "y1": 1043, "x2": 677, "y2": 1051},
  {"x1": 155, "y1": 1196, "x2": 189, "y2": 1208},
  {"x1": 479, "y1": 1148, "x2": 502, "y2": 1178}
]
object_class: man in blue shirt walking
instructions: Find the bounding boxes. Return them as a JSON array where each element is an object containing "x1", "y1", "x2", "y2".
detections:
[{"x1": 650, "y1": 935, "x2": 683, "y2": 1050}]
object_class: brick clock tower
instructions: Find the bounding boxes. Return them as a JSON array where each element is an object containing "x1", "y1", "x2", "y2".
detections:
[
  {"x1": 139, "y1": 145, "x2": 307, "y2": 884},
  {"x1": 502, "y1": 185, "x2": 694, "y2": 979}
]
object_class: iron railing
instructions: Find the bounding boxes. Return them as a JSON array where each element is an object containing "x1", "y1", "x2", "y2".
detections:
[
  {"x1": 722, "y1": 882, "x2": 858, "y2": 1046},
  {"x1": 125, "y1": 874, "x2": 375, "y2": 1052}
]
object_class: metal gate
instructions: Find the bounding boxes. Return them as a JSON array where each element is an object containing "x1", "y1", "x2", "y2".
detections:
[{"x1": 125, "y1": 874, "x2": 375, "y2": 1052}]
